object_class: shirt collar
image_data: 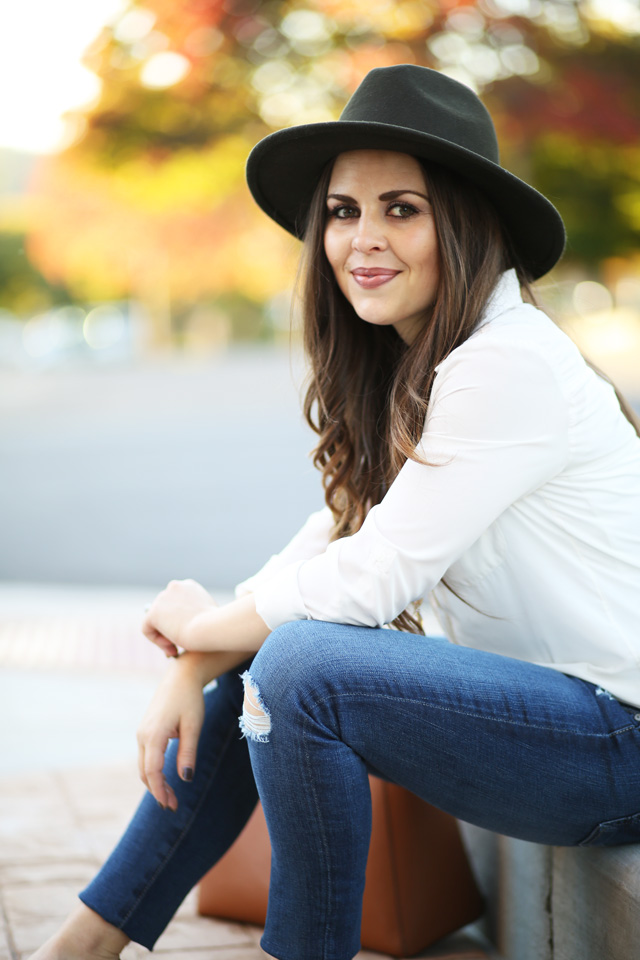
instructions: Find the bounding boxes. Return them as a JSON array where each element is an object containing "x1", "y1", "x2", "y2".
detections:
[{"x1": 474, "y1": 269, "x2": 524, "y2": 332}]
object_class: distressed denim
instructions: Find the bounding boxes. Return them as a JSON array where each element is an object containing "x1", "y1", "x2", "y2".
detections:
[{"x1": 80, "y1": 622, "x2": 640, "y2": 959}]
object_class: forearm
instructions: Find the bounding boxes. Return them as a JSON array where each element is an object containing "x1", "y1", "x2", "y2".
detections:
[
  {"x1": 174, "y1": 646, "x2": 255, "y2": 686},
  {"x1": 183, "y1": 593, "x2": 271, "y2": 654}
]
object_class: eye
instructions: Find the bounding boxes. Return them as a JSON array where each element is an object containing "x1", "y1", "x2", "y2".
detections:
[
  {"x1": 388, "y1": 202, "x2": 419, "y2": 219},
  {"x1": 327, "y1": 204, "x2": 359, "y2": 220}
]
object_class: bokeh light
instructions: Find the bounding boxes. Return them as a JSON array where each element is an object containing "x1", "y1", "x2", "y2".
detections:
[
  {"x1": 83, "y1": 305, "x2": 126, "y2": 349},
  {"x1": 573, "y1": 281, "x2": 614, "y2": 316},
  {"x1": 140, "y1": 51, "x2": 190, "y2": 88}
]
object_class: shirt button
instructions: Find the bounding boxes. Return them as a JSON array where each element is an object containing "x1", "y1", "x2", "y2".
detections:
[{"x1": 634, "y1": 714, "x2": 640, "y2": 722}]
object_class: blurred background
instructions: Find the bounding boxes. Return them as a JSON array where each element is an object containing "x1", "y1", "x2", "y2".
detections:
[{"x1": 0, "y1": 0, "x2": 639, "y2": 772}]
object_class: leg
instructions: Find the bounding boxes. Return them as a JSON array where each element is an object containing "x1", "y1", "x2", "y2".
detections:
[
  {"x1": 37, "y1": 663, "x2": 257, "y2": 956},
  {"x1": 244, "y1": 621, "x2": 640, "y2": 960}
]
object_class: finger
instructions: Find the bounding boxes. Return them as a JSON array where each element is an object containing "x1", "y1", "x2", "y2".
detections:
[
  {"x1": 137, "y1": 736, "x2": 147, "y2": 789},
  {"x1": 165, "y1": 781, "x2": 179, "y2": 812},
  {"x1": 141, "y1": 618, "x2": 162, "y2": 643},
  {"x1": 145, "y1": 626, "x2": 179, "y2": 657},
  {"x1": 142, "y1": 622, "x2": 179, "y2": 657},
  {"x1": 177, "y1": 717, "x2": 202, "y2": 783},
  {"x1": 144, "y1": 740, "x2": 170, "y2": 808}
]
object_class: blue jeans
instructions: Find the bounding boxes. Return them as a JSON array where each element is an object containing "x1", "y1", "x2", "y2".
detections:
[{"x1": 80, "y1": 622, "x2": 640, "y2": 959}]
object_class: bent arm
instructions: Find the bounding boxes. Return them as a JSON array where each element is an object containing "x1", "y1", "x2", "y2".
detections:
[
  {"x1": 170, "y1": 339, "x2": 570, "y2": 650},
  {"x1": 252, "y1": 339, "x2": 571, "y2": 630},
  {"x1": 183, "y1": 593, "x2": 271, "y2": 654},
  {"x1": 143, "y1": 579, "x2": 270, "y2": 658}
]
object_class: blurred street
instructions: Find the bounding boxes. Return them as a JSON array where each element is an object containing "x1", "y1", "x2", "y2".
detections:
[
  {"x1": 0, "y1": 345, "x2": 321, "y2": 782},
  {"x1": 0, "y1": 345, "x2": 321, "y2": 590}
]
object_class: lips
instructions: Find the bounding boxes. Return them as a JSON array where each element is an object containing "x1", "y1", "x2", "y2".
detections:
[{"x1": 350, "y1": 267, "x2": 400, "y2": 289}]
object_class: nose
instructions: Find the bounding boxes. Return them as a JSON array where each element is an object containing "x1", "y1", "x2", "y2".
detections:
[{"x1": 352, "y1": 211, "x2": 388, "y2": 253}]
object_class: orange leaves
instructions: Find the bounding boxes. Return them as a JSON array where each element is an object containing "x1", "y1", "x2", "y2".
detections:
[{"x1": 27, "y1": 149, "x2": 297, "y2": 302}]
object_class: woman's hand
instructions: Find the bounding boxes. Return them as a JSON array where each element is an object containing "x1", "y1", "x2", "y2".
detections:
[
  {"x1": 136, "y1": 655, "x2": 206, "y2": 811},
  {"x1": 144, "y1": 583, "x2": 271, "y2": 657},
  {"x1": 142, "y1": 579, "x2": 217, "y2": 658}
]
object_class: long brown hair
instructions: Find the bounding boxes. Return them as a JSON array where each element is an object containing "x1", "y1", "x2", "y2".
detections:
[{"x1": 299, "y1": 156, "x2": 639, "y2": 633}]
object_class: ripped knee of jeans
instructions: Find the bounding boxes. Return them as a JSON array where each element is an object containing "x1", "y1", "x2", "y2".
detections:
[{"x1": 239, "y1": 671, "x2": 272, "y2": 743}]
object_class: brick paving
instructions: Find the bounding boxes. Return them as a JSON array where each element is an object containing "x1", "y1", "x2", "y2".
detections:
[
  {"x1": 0, "y1": 760, "x2": 494, "y2": 960},
  {"x1": 0, "y1": 760, "x2": 266, "y2": 959}
]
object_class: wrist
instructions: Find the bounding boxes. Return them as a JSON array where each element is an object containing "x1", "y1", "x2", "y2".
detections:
[
  {"x1": 172, "y1": 650, "x2": 217, "y2": 687},
  {"x1": 173, "y1": 649, "x2": 253, "y2": 687}
]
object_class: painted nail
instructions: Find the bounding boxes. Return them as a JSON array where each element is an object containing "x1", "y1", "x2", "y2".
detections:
[{"x1": 182, "y1": 767, "x2": 194, "y2": 782}]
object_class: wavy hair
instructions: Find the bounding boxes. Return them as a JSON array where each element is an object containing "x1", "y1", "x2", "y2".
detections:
[{"x1": 299, "y1": 157, "x2": 639, "y2": 633}]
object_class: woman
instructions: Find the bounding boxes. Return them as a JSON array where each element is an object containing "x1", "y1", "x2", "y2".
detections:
[{"x1": 33, "y1": 65, "x2": 640, "y2": 960}]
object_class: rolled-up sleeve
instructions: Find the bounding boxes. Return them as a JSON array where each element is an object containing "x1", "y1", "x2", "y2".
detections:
[{"x1": 254, "y1": 336, "x2": 570, "y2": 630}]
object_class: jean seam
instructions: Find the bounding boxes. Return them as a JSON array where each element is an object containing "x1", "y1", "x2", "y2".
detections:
[
  {"x1": 301, "y1": 712, "x2": 335, "y2": 960},
  {"x1": 305, "y1": 690, "x2": 637, "y2": 738},
  {"x1": 119, "y1": 717, "x2": 242, "y2": 928}
]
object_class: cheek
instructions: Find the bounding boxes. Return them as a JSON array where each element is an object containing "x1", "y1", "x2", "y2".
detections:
[
  {"x1": 416, "y1": 234, "x2": 439, "y2": 283},
  {"x1": 324, "y1": 233, "x2": 349, "y2": 294},
  {"x1": 323, "y1": 230, "x2": 340, "y2": 271}
]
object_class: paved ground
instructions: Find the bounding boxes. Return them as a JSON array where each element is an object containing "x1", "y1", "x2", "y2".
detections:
[
  {"x1": 0, "y1": 584, "x2": 189, "y2": 775},
  {"x1": 0, "y1": 760, "x2": 494, "y2": 960},
  {"x1": 0, "y1": 585, "x2": 494, "y2": 959}
]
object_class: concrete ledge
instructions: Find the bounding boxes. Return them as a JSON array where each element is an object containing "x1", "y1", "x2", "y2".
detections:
[
  {"x1": 461, "y1": 825, "x2": 640, "y2": 960},
  {"x1": 553, "y1": 845, "x2": 640, "y2": 960}
]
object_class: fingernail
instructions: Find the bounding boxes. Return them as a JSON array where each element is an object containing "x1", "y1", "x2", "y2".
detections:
[
  {"x1": 157, "y1": 800, "x2": 167, "y2": 811},
  {"x1": 182, "y1": 767, "x2": 194, "y2": 782}
]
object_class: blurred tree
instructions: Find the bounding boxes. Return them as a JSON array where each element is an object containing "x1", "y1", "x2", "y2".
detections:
[
  {"x1": 0, "y1": 150, "x2": 75, "y2": 316},
  {"x1": 24, "y1": 0, "x2": 640, "y2": 338},
  {"x1": 0, "y1": 231, "x2": 72, "y2": 314},
  {"x1": 486, "y1": 24, "x2": 640, "y2": 267}
]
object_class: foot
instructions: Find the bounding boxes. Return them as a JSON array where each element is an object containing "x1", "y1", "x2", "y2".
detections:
[{"x1": 28, "y1": 903, "x2": 130, "y2": 960}]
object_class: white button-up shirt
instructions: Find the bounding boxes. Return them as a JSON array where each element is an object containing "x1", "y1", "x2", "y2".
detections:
[{"x1": 237, "y1": 270, "x2": 640, "y2": 706}]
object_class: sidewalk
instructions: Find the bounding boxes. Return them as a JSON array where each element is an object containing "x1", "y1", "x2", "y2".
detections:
[
  {"x1": 0, "y1": 760, "x2": 495, "y2": 960},
  {"x1": 0, "y1": 585, "x2": 494, "y2": 960}
]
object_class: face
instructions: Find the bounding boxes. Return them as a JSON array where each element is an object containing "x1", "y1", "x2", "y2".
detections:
[{"x1": 323, "y1": 150, "x2": 440, "y2": 344}]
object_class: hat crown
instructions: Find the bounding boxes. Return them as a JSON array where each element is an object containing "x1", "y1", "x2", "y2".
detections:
[
  {"x1": 340, "y1": 65, "x2": 499, "y2": 165},
  {"x1": 246, "y1": 64, "x2": 565, "y2": 278}
]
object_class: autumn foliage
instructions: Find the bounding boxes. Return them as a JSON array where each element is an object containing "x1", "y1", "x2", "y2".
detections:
[{"x1": 25, "y1": 0, "x2": 640, "y2": 309}]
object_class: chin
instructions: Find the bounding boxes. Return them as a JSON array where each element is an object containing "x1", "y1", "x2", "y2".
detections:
[
  {"x1": 359, "y1": 316, "x2": 396, "y2": 330},
  {"x1": 352, "y1": 305, "x2": 395, "y2": 326}
]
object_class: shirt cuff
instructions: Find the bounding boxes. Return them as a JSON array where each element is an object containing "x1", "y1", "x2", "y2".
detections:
[{"x1": 253, "y1": 561, "x2": 310, "y2": 630}]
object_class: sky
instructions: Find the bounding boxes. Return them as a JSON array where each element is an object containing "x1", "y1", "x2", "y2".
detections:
[{"x1": 0, "y1": 0, "x2": 126, "y2": 154}]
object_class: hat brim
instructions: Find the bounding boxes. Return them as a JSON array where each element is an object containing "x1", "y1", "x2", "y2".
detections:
[{"x1": 246, "y1": 121, "x2": 565, "y2": 280}]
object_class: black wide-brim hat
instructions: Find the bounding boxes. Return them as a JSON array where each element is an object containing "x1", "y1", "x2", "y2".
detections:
[{"x1": 246, "y1": 64, "x2": 565, "y2": 280}]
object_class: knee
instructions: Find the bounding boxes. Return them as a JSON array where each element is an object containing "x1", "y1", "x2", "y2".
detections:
[
  {"x1": 239, "y1": 620, "x2": 342, "y2": 741},
  {"x1": 251, "y1": 619, "x2": 336, "y2": 688}
]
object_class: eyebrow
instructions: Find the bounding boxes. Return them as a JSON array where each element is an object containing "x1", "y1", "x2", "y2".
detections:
[{"x1": 327, "y1": 190, "x2": 430, "y2": 203}]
